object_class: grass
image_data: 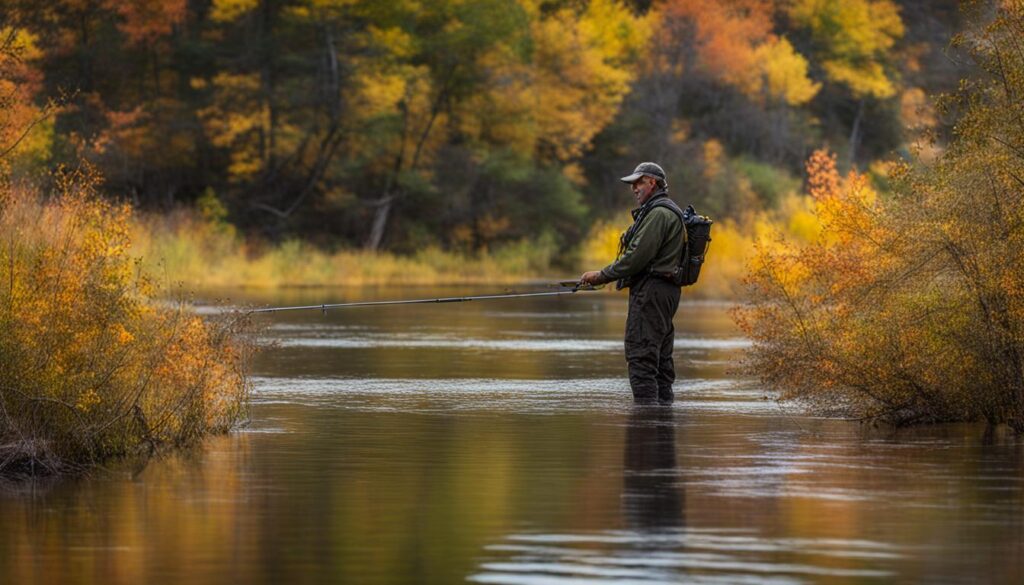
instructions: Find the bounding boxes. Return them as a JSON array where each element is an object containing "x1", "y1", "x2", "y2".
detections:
[
  {"x1": 131, "y1": 209, "x2": 566, "y2": 289},
  {"x1": 132, "y1": 203, "x2": 760, "y2": 299}
]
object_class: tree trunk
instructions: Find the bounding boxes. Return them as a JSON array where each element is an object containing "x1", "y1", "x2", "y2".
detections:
[
  {"x1": 848, "y1": 99, "x2": 865, "y2": 169},
  {"x1": 363, "y1": 70, "x2": 452, "y2": 251},
  {"x1": 366, "y1": 197, "x2": 393, "y2": 251},
  {"x1": 324, "y1": 26, "x2": 341, "y2": 122}
]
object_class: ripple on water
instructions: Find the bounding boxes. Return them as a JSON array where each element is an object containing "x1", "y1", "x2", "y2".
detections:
[
  {"x1": 468, "y1": 529, "x2": 902, "y2": 584},
  {"x1": 189, "y1": 304, "x2": 242, "y2": 315},
  {"x1": 480, "y1": 311, "x2": 594, "y2": 319},
  {"x1": 273, "y1": 334, "x2": 752, "y2": 351},
  {"x1": 250, "y1": 376, "x2": 776, "y2": 415},
  {"x1": 266, "y1": 323, "x2": 372, "y2": 332}
]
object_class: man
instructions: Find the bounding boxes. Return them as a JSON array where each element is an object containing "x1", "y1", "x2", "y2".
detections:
[{"x1": 580, "y1": 162, "x2": 685, "y2": 405}]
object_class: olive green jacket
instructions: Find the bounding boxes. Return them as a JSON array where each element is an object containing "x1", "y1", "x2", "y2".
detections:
[{"x1": 600, "y1": 197, "x2": 684, "y2": 287}]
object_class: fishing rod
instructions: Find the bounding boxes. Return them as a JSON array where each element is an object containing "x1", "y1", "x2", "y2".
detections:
[{"x1": 248, "y1": 281, "x2": 603, "y2": 314}]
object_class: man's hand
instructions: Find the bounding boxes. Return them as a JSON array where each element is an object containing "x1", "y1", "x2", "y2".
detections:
[{"x1": 580, "y1": 270, "x2": 607, "y2": 286}]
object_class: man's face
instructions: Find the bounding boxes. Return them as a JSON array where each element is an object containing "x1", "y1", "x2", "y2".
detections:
[{"x1": 630, "y1": 176, "x2": 657, "y2": 206}]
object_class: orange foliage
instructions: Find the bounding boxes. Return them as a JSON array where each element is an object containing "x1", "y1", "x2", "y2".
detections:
[
  {"x1": 737, "y1": 149, "x2": 932, "y2": 421},
  {"x1": 102, "y1": 0, "x2": 188, "y2": 46},
  {"x1": 658, "y1": 0, "x2": 819, "y2": 105},
  {"x1": 662, "y1": 0, "x2": 772, "y2": 87}
]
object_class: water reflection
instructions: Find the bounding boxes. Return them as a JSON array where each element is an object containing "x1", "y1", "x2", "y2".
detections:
[
  {"x1": 0, "y1": 433, "x2": 260, "y2": 585},
  {"x1": 622, "y1": 407, "x2": 683, "y2": 532},
  {"x1": 467, "y1": 406, "x2": 900, "y2": 584}
]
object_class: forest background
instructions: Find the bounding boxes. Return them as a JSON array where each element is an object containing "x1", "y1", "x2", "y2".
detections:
[{"x1": 0, "y1": 0, "x2": 970, "y2": 294}]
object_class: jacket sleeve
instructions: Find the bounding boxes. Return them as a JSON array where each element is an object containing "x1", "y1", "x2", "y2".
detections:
[{"x1": 599, "y1": 208, "x2": 673, "y2": 281}]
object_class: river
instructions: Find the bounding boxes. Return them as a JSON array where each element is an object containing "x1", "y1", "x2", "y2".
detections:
[{"x1": 1, "y1": 286, "x2": 1022, "y2": 584}]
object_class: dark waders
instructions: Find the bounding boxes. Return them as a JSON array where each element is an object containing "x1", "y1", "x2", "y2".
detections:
[{"x1": 625, "y1": 276, "x2": 681, "y2": 405}]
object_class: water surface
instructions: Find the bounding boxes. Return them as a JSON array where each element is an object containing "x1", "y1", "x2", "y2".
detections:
[{"x1": 2, "y1": 287, "x2": 1022, "y2": 584}]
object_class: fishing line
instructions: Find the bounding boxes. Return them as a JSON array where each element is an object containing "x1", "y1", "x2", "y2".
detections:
[{"x1": 247, "y1": 281, "x2": 602, "y2": 314}]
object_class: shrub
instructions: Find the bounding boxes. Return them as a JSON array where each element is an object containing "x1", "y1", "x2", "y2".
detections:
[
  {"x1": 737, "y1": 0, "x2": 1024, "y2": 431},
  {"x1": 0, "y1": 168, "x2": 253, "y2": 474}
]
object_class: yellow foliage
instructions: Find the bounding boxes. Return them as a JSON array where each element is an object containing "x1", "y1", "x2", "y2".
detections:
[
  {"x1": 734, "y1": 147, "x2": 977, "y2": 425},
  {"x1": 6, "y1": 114, "x2": 52, "y2": 168},
  {"x1": 788, "y1": 0, "x2": 904, "y2": 98},
  {"x1": 751, "y1": 37, "x2": 821, "y2": 106},
  {"x1": 698, "y1": 219, "x2": 750, "y2": 298},
  {"x1": 702, "y1": 139, "x2": 725, "y2": 180},
  {"x1": 562, "y1": 162, "x2": 586, "y2": 185},
  {"x1": 366, "y1": 25, "x2": 416, "y2": 59},
  {"x1": 210, "y1": 0, "x2": 259, "y2": 22},
  {"x1": 345, "y1": 16, "x2": 446, "y2": 171},
  {"x1": 786, "y1": 209, "x2": 821, "y2": 242},
  {"x1": 823, "y1": 60, "x2": 895, "y2": 99},
  {"x1": 75, "y1": 389, "x2": 101, "y2": 414},
  {"x1": 461, "y1": 0, "x2": 646, "y2": 162},
  {"x1": 1, "y1": 27, "x2": 41, "y2": 60},
  {"x1": 579, "y1": 0, "x2": 649, "y2": 65},
  {"x1": 307, "y1": 0, "x2": 361, "y2": 10},
  {"x1": 351, "y1": 69, "x2": 411, "y2": 117},
  {"x1": 789, "y1": 0, "x2": 903, "y2": 56},
  {"x1": 670, "y1": 119, "x2": 689, "y2": 144},
  {"x1": 112, "y1": 322, "x2": 135, "y2": 345},
  {"x1": 196, "y1": 73, "x2": 267, "y2": 180},
  {"x1": 900, "y1": 87, "x2": 936, "y2": 129},
  {"x1": 581, "y1": 216, "x2": 630, "y2": 269}
]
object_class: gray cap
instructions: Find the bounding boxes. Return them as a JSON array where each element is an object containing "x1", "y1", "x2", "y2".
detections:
[{"x1": 620, "y1": 161, "x2": 667, "y2": 184}]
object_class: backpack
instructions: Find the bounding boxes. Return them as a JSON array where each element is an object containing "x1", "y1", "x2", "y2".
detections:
[{"x1": 650, "y1": 200, "x2": 713, "y2": 287}]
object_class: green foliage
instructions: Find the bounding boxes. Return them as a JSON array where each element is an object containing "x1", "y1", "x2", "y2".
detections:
[
  {"x1": 733, "y1": 155, "x2": 802, "y2": 208},
  {"x1": 196, "y1": 188, "x2": 236, "y2": 238},
  {"x1": 482, "y1": 156, "x2": 587, "y2": 246},
  {"x1": 491, "y1": 231, "x2": 561, "y2": 274}
]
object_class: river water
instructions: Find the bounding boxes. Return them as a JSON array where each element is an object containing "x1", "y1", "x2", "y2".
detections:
[{"x1": 2, "y1": 287, "x2": 1023, "y2": 584}]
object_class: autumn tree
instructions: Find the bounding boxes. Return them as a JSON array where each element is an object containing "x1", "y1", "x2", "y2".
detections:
[
  {"x1": 338, "y1": 0, "x2": 535, "y2": 250},
  {"x1": 320, "y1": 0, "x2": 645, "y2": 251},
  {"x1": 432, "y1": 0, "x2": 647, "y2": 252}
]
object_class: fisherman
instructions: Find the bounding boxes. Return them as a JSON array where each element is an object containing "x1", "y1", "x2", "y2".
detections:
[{"x1": 580, "y1": 162, "x2": 685, "y2": 405}]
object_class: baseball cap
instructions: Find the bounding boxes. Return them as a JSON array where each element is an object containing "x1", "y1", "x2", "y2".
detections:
[{"x1": 620, "y1": 162, "x2": 667, "y2": 184}]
